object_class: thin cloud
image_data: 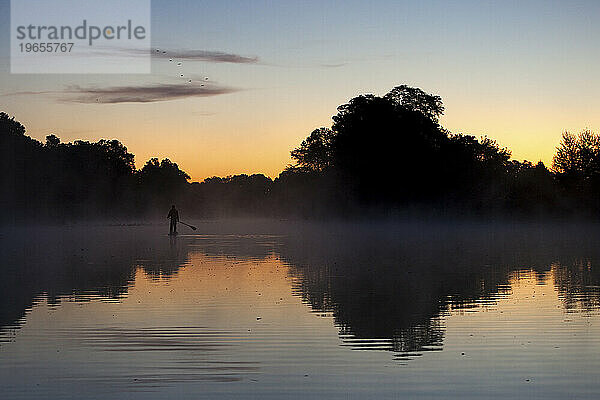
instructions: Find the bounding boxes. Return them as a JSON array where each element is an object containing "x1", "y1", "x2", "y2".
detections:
[
  {"x1": 151, "y1": 49, "x2": 259, "y2": 64},
  {"x1": 191, "y1": 111, "x2": 217, "y2": 116},
  {"x1": 63, "y1": 83, "x2": 239, "y2": 103},
  {"x1": 2, "y1": 90, "x2": 55, "y2": 96},
  {"x1": 320, "y1": 63, "x2": 348, "y2": 68},
  {"x1": 4, "y1": 83, "x2": 240, "y2": 104}
]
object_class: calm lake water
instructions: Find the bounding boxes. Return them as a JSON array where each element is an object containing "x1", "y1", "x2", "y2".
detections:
[{"x1": 1, "y1": 220, "x2": 600, "y2": 399}]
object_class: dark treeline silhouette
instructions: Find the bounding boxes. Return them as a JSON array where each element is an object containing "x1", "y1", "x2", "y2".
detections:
[
  {"x1": 2, "y1": 84, "x2": 599, "y2": 221},
  {"x1": 0, "y1": 112, "x2": 191, "y2": 221},
  {"x1": 282, "y1": 85, "x2": 565, "y2": 217}
]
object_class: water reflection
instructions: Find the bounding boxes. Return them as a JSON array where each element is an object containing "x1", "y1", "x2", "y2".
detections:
[
  {"x1": 1, "y1": 221, "x2": 600, "y2": 398},
  {"x1": 68, "y1": 326, "x2": 258, "y2": 386},
  {"x1": 180, "y1": 222, "x2": 600, "y2": 359},
  {"x1": 552, "y1": 262, "x2": 600, "y2": 312},
  {"x1": 0, "y1": 226, "x2": 191, "y2": 332},
  {"x1": 279, "y1": 223, "x2": 600, "y2": 357}
]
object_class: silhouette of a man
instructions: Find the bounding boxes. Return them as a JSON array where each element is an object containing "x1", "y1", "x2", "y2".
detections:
[{"x1": 167, "y1": 205, "x2": 179, "y2": 235}]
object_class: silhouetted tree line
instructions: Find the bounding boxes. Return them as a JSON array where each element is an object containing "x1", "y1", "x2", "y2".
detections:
[
  {"x1": 2, "y1": 84, "x2": 600, "y2": 221},
  {"x1": 275, "y1": 85, "x2": 600, "y2": 217},
  {"x1": 0, "y1": 112, "x2": 190, "y2": 221}
]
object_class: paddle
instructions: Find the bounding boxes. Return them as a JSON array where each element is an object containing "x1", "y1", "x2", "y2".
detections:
[{"x1": 179, "y1": 221, "x2": 197, "y2": 231}]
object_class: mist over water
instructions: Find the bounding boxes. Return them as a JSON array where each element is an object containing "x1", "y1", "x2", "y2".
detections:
[{"x1": 1, "y1": 220, "x2": 600, "y2": 399}]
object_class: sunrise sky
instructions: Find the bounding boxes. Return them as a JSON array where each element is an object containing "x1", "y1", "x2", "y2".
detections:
[{"x1": 1, "y1": 0, "x2": 600, "y2": 182}]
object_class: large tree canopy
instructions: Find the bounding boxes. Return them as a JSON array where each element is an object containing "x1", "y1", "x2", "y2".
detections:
[
  {"x1": 288, "y1": 85, "x2": 518, "y2": 206},
  {"x1": 331, "y1": 93, "x2": 448, "y2": 200},
  {"x1": 383, "y1": 85, "x2": 444, "y2": 123}
]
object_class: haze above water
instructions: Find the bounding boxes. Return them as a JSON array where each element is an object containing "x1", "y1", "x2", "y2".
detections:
[{"x1": 1, "y1": 220, "x2": 599, "y2": 399}]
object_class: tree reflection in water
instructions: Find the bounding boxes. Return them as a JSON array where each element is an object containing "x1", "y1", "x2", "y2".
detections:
[{"x1": 2, "y1": 221, "x2": 600, "y2": 361}]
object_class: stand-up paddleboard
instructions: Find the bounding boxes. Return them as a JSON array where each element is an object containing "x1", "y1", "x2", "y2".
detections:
[{"x1": 167, "y1": 221, "x2": 195, "y2": 236}]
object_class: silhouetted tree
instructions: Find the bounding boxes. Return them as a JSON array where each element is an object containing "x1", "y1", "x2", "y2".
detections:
[
  {"x1": 1, "y1": 112, "x2": 140, "y2": 220},
  {"x1": 444, "y1": 134, "x2": 512, "y2": 199},
  {"x1": 139, "y1": 158, "x2": 190, "y2": 186},
  {"x1": 45, "y1": 134, "x2": 60, "y2": 147},
  {"x1": 287, "y1": 86, "x2": 539, "y2": 213},
  {"x1": 553, "y1": 130, "x2": 600, "y2": 179},
  {"x1": 552, "y1": 130, "x2": 600, "y2": 212},
  {"x1": 0, "y1": 112, "x2": 26, "y2": 137},
  {"x1": 329, "y1": 91, "x2": 450, "y2": 203},
  {"x1": 505, "y1": 160, "x2": 559, "y2": 214},
  {"x1": 290, "y1": 127, "x2": 334, "y2": 172},
  {"x1": 384, "y1": 85, "x2": 445, "y2": 123},
  {"x1": 137, "y1": 158, "x2": 190, "y2": 213},
  {"x1": 194, "y1": 174, "x2": 272, "y2": 217},
  {"x1": 1, "y1": 113, "x2": 46, "y2": 220}
]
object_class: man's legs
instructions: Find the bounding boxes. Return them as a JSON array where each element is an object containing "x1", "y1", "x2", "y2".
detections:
[{"x1": 170, "y1": 219, "x2": 177, "y2": 234}]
